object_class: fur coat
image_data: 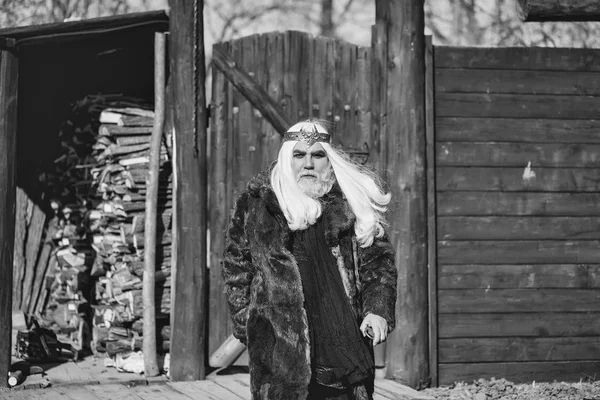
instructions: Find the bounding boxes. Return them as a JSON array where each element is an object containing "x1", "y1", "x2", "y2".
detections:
[{"x1": 222, "y1": 171, "x2": 397, "y2": 400}]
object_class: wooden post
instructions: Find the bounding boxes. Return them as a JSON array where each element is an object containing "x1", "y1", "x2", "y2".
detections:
[
  {"x1": 517, "y1": 0, "x2": 600, "y2": 21},
  {"x1": 169, "y1": 0, "x2": 208, "y2": 381},
  {"x1": 143, "y1": 32, "x2": 167, "y2": 378},
  {"x1": 0, "y1": 41, "x2": 18, "y2": 389},
  {"x1": 375, "y1": 0, "x2": 429, "y2": 388},
  {"x1": 424, "y1": 35, "x2": 437, "y2": 387}
]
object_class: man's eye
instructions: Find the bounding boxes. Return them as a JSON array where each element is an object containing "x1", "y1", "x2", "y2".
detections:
[
  {"x1": 313, "y1": 153, "x2": 325, "y2": 158},
  {"x1": 293, "y1": 153, "x2": 304, "y2": 158}
]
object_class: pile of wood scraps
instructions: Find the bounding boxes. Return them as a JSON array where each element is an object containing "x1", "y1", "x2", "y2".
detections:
[{"x1": 88, "y1": 106, "x2": 173, "y2": 370}]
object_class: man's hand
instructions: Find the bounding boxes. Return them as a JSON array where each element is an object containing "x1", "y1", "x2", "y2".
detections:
[{"x1": 360, "y1": 314, "x2": 388, "y2": 346}]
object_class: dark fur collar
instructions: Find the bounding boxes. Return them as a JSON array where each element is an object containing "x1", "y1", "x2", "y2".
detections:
[{"x1": 247, "y1": 169, "x2": 356, "y2": 246}]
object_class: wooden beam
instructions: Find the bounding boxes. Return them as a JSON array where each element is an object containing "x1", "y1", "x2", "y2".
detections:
[
  {"x1": 0, "y1": 47, "x2": 18, "y2": 388},
  {"x1": 211, "y1": 45, "x2": 292, "y2": 135},
  {"x1": 425, "y1": 35, "x2": 437, "y2": 388},
  {"x1": 169, "y1": 0, "x2": 208, "y2": 381},
  {"x1": 142, "y1": 32, "x2": 167, "y2": 378},
  {"x1": 517, "y1": 0, "x2": 600, "y2": 21},
  {"x1": 375, "y1": 0, "x2": 429, "y2": 388}
]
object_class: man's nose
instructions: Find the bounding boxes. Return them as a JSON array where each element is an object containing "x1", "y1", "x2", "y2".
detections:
[{"x1": 303, "y1": 156, "x2": 314, "y2": 169}]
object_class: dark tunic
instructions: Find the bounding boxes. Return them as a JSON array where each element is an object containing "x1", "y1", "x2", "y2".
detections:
[{"x1": 293, "y1": 217, "x2": 374, "y2": 398}]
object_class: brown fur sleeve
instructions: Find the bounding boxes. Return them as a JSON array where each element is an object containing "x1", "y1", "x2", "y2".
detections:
[
  {"x1": 357, "y1": 234, "x2": 397, "y2": 331},
  {"x1": 223, "y1": 191, "x2": 254, "y2": 345}
]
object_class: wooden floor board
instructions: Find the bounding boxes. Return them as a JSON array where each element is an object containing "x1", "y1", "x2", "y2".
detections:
[
  {"x1": 84, "y1": 383, "x2": 144, "y2": 400},
  {"x1": 210, "y1": 376, "x2": 251, "y2": 400},
  {"x1": 0, "y1": 374, "x2": 435, "y2": 400},
  {"x1": 169, "y1": 380, "x2": 243, "y2": 400},
  {"x1": 131, "y1": 384, "x2": 190, "y2": 400},
  {"x1": 51, "y1": 385, "x2": 101, "y2": 400}
]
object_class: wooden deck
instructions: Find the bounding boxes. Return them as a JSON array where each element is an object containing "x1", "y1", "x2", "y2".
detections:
[{"x1": 0, "y1": 370, "x2": 434, "y2": 400}]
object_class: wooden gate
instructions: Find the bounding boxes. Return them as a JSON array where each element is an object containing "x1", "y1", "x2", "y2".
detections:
[
  {"x1": 432, "y1": 46, "x2": 600, "y2": 385},
  {"x1": 208, "y1": 31, "x2": 375, "y2": 363}
]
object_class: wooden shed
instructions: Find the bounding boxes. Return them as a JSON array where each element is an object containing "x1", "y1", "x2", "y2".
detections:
[{"x1": 0, "y1": 10, "x2": 169, "y2": 384}]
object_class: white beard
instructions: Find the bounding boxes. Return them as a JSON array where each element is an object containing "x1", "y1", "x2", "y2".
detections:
[{"x1": 297, "y1": 171, "x2": 335, "y2": 199}]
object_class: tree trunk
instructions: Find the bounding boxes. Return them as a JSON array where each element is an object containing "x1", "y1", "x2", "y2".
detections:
[{"x1": 321, "y1": 0, "x2": 335, "y2": 37}]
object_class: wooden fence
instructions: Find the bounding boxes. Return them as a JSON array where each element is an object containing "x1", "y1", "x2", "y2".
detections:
[
  {"x1": 208, "y1": 31, "x2": 374, "y2": 360},
  {"x1": 433, "y1": 46, "x2": 600, "y2": 385}
]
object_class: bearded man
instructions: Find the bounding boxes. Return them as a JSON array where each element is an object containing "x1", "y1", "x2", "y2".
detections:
[{"x1": 223, "y1": 119, "x2": 397, "y2": 400}]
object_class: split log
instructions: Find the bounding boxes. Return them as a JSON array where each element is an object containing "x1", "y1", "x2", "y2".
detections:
[
  {"x1": 99, "y1": 125, "x2": 153, "y2": 136},
  {"x1": 209, "y1": 334, "x2": 246, "y2": 368},
  {"x1": 517, "y1": 0, "x2": 600, "y2": 21},
  {"x1": 115, "y1": 135, "x2": 151, "y2": 147},
  {"x1": 132, "y1": 289, "x2": 170, "y2": 318}
]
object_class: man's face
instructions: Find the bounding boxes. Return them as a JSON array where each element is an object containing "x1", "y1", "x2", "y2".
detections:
[{"x1": 292, "y1": 141, "x2": 332, "y2": 198}]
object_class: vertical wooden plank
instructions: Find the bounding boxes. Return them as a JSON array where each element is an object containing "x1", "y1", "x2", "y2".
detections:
[
  {"x1": 378, "y1": 0, "x2": 429, "y2": 388},
  {"x1": 356, "y1": 46, "x2": 372, "y2": 164},
  {"x1": 370, "y1": 22, "x2": 387, "y2": 175},
  {"x1": 425, "y1": 36, "x2": 437, "y2": 387},
  {"x1": 264, "y1": 32, "x2": 284, "y2": 164},
  {"x1": 299, "y1": 32, "x2": 312, "y2": 121},
  {"x1": 234, "y1": 35, "x2": 256, "y2": 194},
  {"x1": 169, "y1": 0, "x2": 208, "y2": 381},
  {"x1": 0, "y1": 43, "x2": 18, "y2": 389},
  {"x1": 312, "y1": 37, "x2": 334, "y2": 124},
  {"x1": 208, "y1": 43, "x2": 231, "y2": 358},
  {"x1": 20, "y1": 203, "x2": 46, "y2": 312},
  {"x1": 12, "y1": 188, "x2": 27, "y2": 310}
]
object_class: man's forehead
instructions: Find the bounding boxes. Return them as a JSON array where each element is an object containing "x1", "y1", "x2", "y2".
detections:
[{"x1": 293, "y1": 142, "x2": 326, "y2": 153}]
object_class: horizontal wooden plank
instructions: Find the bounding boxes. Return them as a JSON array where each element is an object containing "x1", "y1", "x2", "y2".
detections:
[
  {"x1": 435, "y1": 46, "x2": 600, "y2": 72},
  {"x1": 439, "y1": 288, "x2": 600, "y2": 313},
  {"x1": 438, "y1": 361, "x2": 600, "y2": 385},
  {"x1": 439, "y1": 240, "x2": 600, "y2": 264},
  {"x1": 436, "y1": 93, "x2": 600, "y2": 119},
  {"x1": 438, "y1": 264, "x2": 600, "y2": 289},
  {"x1": 438, "y1": 217, "x2": 600, "y2": 240},
  {"x1": 437, "y1": 167, "x2": 600, "y2": 192},
  {"x1": 437, "y1": 142, "x2": 600, "y2": 168},
  {"x1": 438, "y1": 192, "x2": 600, "y2": 216},
  {"x1": 436, "y1": 68, "x2": 600, "y2": 95},
  {"x1": 440, "y1": 337, "x2": 600, "y2": 363},
  {"x1": 439, "y1": 312, "x2": 600, "y2": 338},
  {"x1": 436, "y1": 117, "x2": 600, "y2": 143}
]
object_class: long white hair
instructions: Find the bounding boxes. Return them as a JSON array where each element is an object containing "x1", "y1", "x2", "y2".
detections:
[{"x1": 270, "y1": 140, "x2": 391, "y2": 247}]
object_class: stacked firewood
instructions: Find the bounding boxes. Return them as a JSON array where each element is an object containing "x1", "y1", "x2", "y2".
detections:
[{"x1": 88, "y1": 107, "x2": 173, "y2": 361}]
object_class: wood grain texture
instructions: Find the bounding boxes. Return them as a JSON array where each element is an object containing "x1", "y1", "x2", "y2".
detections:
[
  {"x1": 436, "y1": 67, "x2": 600, "y2": 95},
  {"x1": 438, "y1": 288, "x2": 600, "y2": 313},
  {"x1": 436, "y1": 92, "x2": 600, "y2": 119},
  {"x1": 438, "y1": 192, "x2": 600, "y2": 216},
  {"x1": 208, "y1": 43, "x2": 232, "y2": 358},
  {"x1": 169, "y1": 0, "x2": 208, "y2": 381},
  {"x1": 438, "y1": 216, "x2": 600, "y2": 240},
  {"x1": 439, "y1": 312, "x2": 600, "y2": 338},
  {"x1": 439, "y1": 240, "x2": 600, "y2": 264},
  {"x1": 0, "y1": 47, "x2": 18, "y2": 389},
  {"x1": 436, "y1": 117, "x2": 600, "y2": 143},
  {"x1": 435, "y1": 46, "x2": 600, "y2": 72},
  {"x1": 425, "y1": 35, "x2": 438, "y2": 387},
  {"x1": 440, "y1": 336, "x2": 600, "y2": 363},
  {"x1": 437, "y1": 142, "x2": 600, "y2": 168},
  {"x1": 438, "y1": 361, "x2": 600, "y2": 385},
  {"x1": 437, "y1": 167, "x2": 600, "y2": 192},
  {"x1": 517, "y1": 0, "x2": 600, "y2": 21},
  {"x1": 438, "y1": 264, "x2": 600, "y2": 289},
  {"x1": 378, "y1": 0, "x2": 429, "y2": 386}
]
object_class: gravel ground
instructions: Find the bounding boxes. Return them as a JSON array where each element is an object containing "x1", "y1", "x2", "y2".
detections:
[{"x1": 420, "y1": 378, "x2": 600, "y2": 400}]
